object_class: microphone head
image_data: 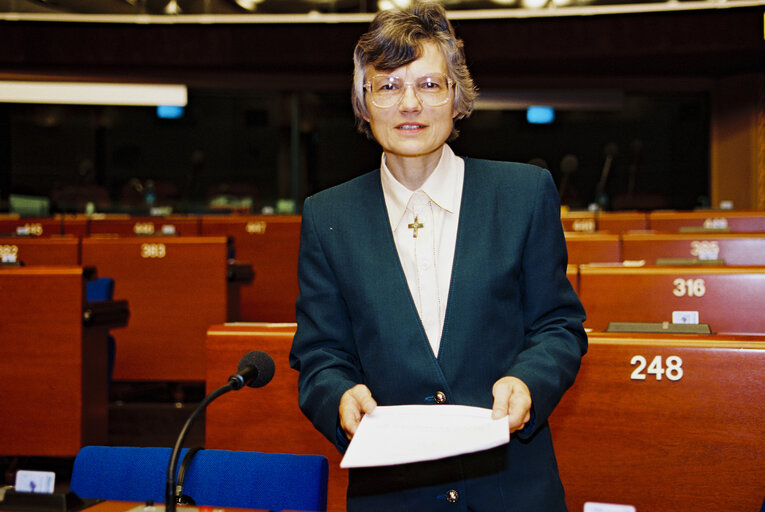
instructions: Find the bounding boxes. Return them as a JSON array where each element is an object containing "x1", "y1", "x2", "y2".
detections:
[
  {"x1": 560, "y1": 154, "x2": 578, "y2": 175},
  {"x1": 237, "y1": 351, "x2": 276, "y2": 388}
]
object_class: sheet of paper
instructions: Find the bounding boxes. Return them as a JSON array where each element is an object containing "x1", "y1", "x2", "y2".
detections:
[{"x1": 340, "y1": 404, "x2": 510, "y2": 468}]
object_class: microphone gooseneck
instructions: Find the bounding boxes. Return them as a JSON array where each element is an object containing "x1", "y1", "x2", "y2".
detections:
[{"x1": 165, "y1": 351, "x2": 275, "y2": 512}]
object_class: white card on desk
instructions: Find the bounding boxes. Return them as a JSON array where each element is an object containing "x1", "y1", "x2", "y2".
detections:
[
  {"x1": 584, "y1": 502, "x2": 636, "y2": 512},
  {"x1": 15, "y1": 470, "x2": 55, "y2": 493},
  {"x1": 672, "y1": 310, "x2": 699, "y2": 324}
]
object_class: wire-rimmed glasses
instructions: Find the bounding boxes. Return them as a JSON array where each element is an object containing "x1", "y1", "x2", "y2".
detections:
[{"x1": 365, "y1": 73, "x2": 454, "y2": 108}]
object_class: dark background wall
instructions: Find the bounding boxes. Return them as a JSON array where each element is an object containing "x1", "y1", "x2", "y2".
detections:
[{"x1": 0, "y1": 6, "x2": 762, "y2": 213}]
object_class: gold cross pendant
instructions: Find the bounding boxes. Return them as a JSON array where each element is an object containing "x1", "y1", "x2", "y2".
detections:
[{"x1": 408, "y1": 216, "x2": 424, "y2": 238}]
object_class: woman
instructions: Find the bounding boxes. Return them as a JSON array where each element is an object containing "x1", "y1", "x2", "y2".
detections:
[{"x1": 289, "y1": 3, "x2": 587, "y2": 510}]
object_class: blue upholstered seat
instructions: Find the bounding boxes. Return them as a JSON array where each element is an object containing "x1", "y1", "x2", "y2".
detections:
[{"x1": 70, "y1": 446, "x2": 329, "y2": 512}]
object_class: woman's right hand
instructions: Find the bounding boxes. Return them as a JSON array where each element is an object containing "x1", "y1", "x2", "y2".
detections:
[{"x1": 339, "y1": 384, "x2": 377, "y2": 440}]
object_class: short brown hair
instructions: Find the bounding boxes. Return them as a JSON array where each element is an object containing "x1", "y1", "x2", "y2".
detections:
[{"x1": 351, "y1": 1, "x2": 476, "y2": 141}]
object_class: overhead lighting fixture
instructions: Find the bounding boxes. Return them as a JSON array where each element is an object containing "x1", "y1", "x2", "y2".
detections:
[
  {"x1": 0, "y1": 81, "x2": 188, "y2": 106},
  {"x1": 164, "y1": 0, "x2": 182, "y2": 14},
  {"x1": 520, "y1": 0, "x2": 549, "y2": 8},
  {"x1": 234, "y1": 0, "x2": 265, "y2": 10},
  {"x1": 378, "y1": 0, "x2": 412, "y2": 10}
]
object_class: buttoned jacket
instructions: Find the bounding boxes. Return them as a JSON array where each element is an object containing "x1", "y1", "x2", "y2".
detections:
[{"x1": 290, "y1": 157, "x2": 587, "y2": 512}]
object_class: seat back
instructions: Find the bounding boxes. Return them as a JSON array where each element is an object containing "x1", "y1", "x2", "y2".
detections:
[
  {"x1": 86, "y1": 277, "x2": 115, "y2": 301},
  {"x1": 70, "y1": 446, "x2": 329, "y2": 511},
  {"x1": 84, "y1": 277, "x2": 117, "y2": 386}
]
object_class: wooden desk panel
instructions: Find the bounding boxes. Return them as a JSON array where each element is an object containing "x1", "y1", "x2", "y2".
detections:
[
  {"x1": 205, "y1": 323, "x2": 346, "y2": 512},
  {"x1": 596, "y1": 211, "x2": 648, "y2": 233},
  {"x1": 81, "y1": 236, "x2": 229, "y2": 381},
  {"x1": 200, "y1": 216, "x2": 301, "y2": 322},
  {"x1": 579, "y1": 265, "x2": 765, "y2": 334},
  {"x1": 565, "y1": 232, "x2": 621, "y2": 264},
  {"x1": 0, "y1": 235, "x2": 80, "y2": 265},
  {"x1": 621, "y1": 232, "x2": 765, "y2": 265},
  {"x1": 648, "y1": 210, "x2": 765, "y2": 232},
  {"x1": 88, "y1": 215, "x2": 201, "y2": 237},
  {"x1": 561, "y1": 211, "x2": 597, "y2": 233},
  {"x1": 0, "y1": 267, "x2": 109, "y2": 456},
  {"x1": 550, "y1": 332, "x2": 765, "y2": 512},
  {"x1": 0, "y1": 215, "x2": 88, "y2": 237}
]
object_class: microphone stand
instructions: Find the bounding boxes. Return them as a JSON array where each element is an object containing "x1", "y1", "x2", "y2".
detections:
[{"x1": 165, "y1": 382, "x2": 234, "y2": 512}]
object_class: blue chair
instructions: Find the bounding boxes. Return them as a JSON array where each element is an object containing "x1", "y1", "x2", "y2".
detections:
[
  {"x1": 86, "y1": 277, "x2": 115, "y2": 302},
  {"x1": 85, "y1": 278, "x2": 116, "y2": 386},
  {"x1": 70, "y1": 446, "x2": 329, "y2": 512}
]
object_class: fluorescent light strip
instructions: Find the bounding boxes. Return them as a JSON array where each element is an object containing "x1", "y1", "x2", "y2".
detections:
[{"x1": 0, "y1": 81, "x2": 187, "y2": 106}]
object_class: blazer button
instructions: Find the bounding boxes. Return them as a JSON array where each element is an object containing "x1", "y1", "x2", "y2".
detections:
[
  {"x1": 446, "y1": 489, "x2": 459, "y2": 503},
  {"x1": 434, "y1": 391, "x2": 446, "y2": 404}
]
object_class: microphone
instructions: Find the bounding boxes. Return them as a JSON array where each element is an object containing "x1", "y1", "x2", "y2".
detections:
[
  {"x1": 558, "y1": 154, "x2": 578, "y2": 203},
  {"x1": 228, "y1": 350, "x2": 276, "y2": 390},
  {"x1": 595, "y1": 143, "x2": 618, "y2": 209},
  {"x1": 165, "y1": 351, "x2": 275, "y2": 512}
]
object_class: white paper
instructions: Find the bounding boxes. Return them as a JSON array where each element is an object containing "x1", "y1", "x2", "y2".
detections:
[
  {"x1": 340, "y1": 404, "x2": 510, "y2": 468},
  {"x1": 584, "y1": 502, "x2": 636, "y2": 512},
  {"x1": 15, "y1": 470, "x2": 55, "y2": 493}
]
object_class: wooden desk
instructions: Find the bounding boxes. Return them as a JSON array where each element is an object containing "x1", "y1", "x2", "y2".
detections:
[
  {"x1": 200, "y1": 216, "x2": 301, "y2": 322},
  {"x1": 205, "y1": 323, "x2": 346, "y2": 512},
  {"x1": 648, "y1": 209, "x2": 765, "y2": 232},
  {"x1": 596, "y1": 211, "x2": 648, "y2": 233},
  {"x1": 88, "y1": 215, "x2": 201, "y2": 237},
  {"x1": 550, "y1": 332, "x2": 765, "y2": 512},
  {"x1": 565, "y1": 232, "x2": 621, "y2": 265},
  {"x1": 621, "y1": 232, "x2": 765, "y2": 265},
  {"x1": 0, "y1": 235, "x2": 80, "y2": 265},
  {"x1": 0, "y1": 215, "x2": 88, "y2": 237},
  {"x1": 0, "y1": 267, "x2": 127, "y2": 456},
  {"x1": 579, "y1": 265, "x2": 765, "y2": 334},
  {"x1": 561, "y1": 211, "x2": 597, "y2": 233},
  {"x1": 81, "y1": 236, "x2": 230, "y2": 381}
]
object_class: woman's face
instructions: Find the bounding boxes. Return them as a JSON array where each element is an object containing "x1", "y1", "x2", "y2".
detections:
[{"x1": 364, "y1": 42, "x2": 458, "y2": 164}]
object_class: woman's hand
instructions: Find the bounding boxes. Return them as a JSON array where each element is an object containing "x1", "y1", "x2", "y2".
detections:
[
  {"x1": 491, "y1": 376, "x2": 532, "y2": 433},
  {"x1": 339, "y1": 384, "x2": 377, "y2": 440}
]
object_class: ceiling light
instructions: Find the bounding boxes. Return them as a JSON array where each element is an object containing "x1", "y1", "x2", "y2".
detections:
[
  {"x1": 0, "y1": 81, "x2": 188, "y2": 106},
  {"x1": 520, "y1": 0, "x2": 549, "y2": 8},
  {"x1": 234, "y1": 0, "x2": 264, "y2": 10}
]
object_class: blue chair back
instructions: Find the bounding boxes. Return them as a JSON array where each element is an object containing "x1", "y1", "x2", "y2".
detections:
[
  {"x1": 86, "y1": 277, "x2": 115, "y2": 302},
  {"x1": 70, "y1": 446, "x2": 329, "y2": 512}
]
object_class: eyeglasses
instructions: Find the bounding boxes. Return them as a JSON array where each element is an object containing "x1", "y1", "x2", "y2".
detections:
[{"x1": 364, "y1": 73, "x2": 454, "y2": 109}]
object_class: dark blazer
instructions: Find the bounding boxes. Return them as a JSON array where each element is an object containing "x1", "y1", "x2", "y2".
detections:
[{"x1": 290, "y1": 157, "x2": 587, "y2": 512}]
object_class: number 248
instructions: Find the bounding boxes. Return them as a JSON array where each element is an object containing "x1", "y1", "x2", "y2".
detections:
[{"x1": 630, "y1": 355, "x2": 684, "y2": 381}]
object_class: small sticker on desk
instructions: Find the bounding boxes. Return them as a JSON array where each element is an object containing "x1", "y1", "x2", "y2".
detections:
[{"x1": 672, "y1": 311, "x2": 699, "y2": 324}]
